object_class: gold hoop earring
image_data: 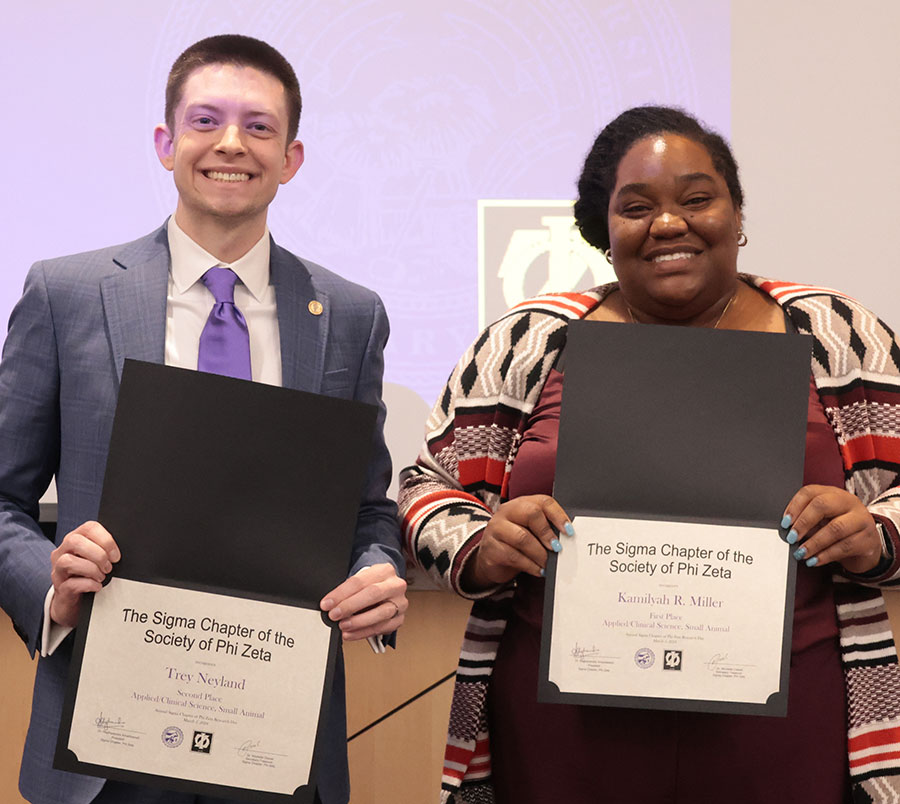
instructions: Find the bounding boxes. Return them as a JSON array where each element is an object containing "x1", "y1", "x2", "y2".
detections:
[
  {"x1": 604, "y1": 248, "x2": 613, "y2": 264},
  {"x1": 737, "y1": 231, "x2": 748, "y2": 247}
]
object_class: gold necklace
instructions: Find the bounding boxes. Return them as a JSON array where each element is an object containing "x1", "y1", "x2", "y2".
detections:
[{"x1": 626, "y1": 291, "x2": 738, "y2": 329}]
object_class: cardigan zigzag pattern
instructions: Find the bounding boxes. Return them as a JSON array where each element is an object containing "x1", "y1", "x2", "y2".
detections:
[{"x1": 398, "y1": 277, "x2": 900, "y2": 804}]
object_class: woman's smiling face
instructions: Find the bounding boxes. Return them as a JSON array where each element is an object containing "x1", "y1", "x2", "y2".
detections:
[{"x1": 607, "y1": 133, "x2": 742, "y2": 323}]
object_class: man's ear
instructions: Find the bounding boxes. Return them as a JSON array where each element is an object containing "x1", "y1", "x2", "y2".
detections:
[
  {"x1": 280, "y1": 140, "x2": 305, "y2": 185},
  {"x1": 154, "y1": 124, "x2": 176, "y2": 171}
]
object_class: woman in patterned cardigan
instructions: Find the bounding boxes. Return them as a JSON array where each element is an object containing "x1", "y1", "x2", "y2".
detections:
[{"x1": 399, "y1": 106, "x2": 900, "y2": 803}]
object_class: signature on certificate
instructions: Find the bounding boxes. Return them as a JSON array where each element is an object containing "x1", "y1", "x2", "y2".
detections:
[
  {"x1": 238, "y1": 739, "x2": 262, "y2": 756},
  {"x1": 705, "y1": 652, "x2": 752, "y2": 679},
  {"x1": 94, "y1": 713, "x2": 126, "y2": 730},
  {"x1": 237, "y1": 739, "x2": 283, "y2": 768},
  {"x1": 568, "y1": 642, "x2": 615, "y2": 672},
  {"x1": 571, "y1": 642, "x2": 601, "y2": 660}
]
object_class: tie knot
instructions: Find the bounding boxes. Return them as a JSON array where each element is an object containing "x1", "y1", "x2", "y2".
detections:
[{"x1": 201, "y1": 267, "x2": 239, "y2": 304}]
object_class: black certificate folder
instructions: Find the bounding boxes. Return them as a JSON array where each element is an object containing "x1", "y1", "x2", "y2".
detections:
[
  {"x1": 56, "y1": 360, "x2": 378, "y2": 803},
  {"x1": 98, "y1": 360, "x2": 377, "y2": 605},
  {"x1": 539, "y1": 321, "x2": 812, "y2": 717}
]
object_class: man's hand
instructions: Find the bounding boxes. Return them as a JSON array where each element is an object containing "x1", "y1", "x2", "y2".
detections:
[
  {"x1": 319, "y1": 564, "x2": 407, "y2": 641},
  {"x1": 49, "y1": 521, "x2": 120, "y2": 628}
]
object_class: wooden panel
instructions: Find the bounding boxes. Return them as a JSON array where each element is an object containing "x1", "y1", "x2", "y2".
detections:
[
  {"x1": 347, "y1": 673, "x2": 454, "y2": 804},
  {"x1": 344, "y1": 589, "x2": 471, "y2": 803},
  {"x1": 344, "y1": 589, "x2": 470, "y2": 735},
  {"x1": 0, "y1": 613, "x2": 35, "y2": 804}
]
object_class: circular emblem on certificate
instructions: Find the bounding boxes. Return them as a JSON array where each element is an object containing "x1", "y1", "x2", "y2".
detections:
[
  {"x1": 634, "y1": 648, "x2": 655, "y2": 669},
  {"x1": 161, "y1": 726, "x2": 184, "y2": 748}
]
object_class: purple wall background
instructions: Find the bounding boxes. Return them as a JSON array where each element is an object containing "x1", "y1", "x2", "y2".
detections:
[{"x1": 3, "y1": 0, "x2": 729, "y2": 404}]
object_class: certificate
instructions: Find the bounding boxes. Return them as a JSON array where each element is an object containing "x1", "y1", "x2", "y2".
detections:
[
  {"x1": 55, "y1": 360, "x2": 378, "y2": 801},
  {"x1": 543, "y1": 516, "x2": 792, "y2": 714},
  {"x1": 65, "y1": 578, "x2": 332, "y2": 796},
  {"x1": 539, "y1": 320, "x2": 812, "y2": 716}
]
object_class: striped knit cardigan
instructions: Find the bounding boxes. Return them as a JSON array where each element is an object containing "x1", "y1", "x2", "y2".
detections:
[{"x1": 398, "y1": 276, "x2": 900, "y2": 804}]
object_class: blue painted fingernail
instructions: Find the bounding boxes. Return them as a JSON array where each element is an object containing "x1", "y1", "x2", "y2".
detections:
[
  {"x1": 793, "y1": 546, "x2": 807, "y2": 560},
  {"x1": 564, "y1": 521, "x2": 575, "y2": 537},
  {"x1": 781, "y1": 514, "x2": 792, "y2": 529},
  {"x1": 806, "y1": 556, "x2": 818, "y2": 567},
  {"x1": 786, "y1": 529, "x2": 799, "y2": 545},
  {"x1": 540, "y1": 567, "x2": 546, "y2": 577},
  {"x1": 551, "y1": 538, "x2": 562, "y2": 553}
]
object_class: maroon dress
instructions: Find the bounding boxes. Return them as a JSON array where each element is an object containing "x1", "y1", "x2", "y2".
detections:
[{"x1": 488, "y1": 370, "x2": 850, "y2": 803}]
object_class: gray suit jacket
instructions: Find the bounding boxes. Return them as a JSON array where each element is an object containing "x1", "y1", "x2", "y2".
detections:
[{"x1": 0, "y1": 225, "x2": 402, "y2": 804}]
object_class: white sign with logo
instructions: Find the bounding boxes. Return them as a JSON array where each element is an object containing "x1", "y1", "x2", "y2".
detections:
[{"x1": 478, "y1": 200, "x2": 615, "y2": 328}]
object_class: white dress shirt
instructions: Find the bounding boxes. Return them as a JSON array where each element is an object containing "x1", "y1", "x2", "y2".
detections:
[{"x1": 165, "y1": 217, "x2": 281, "y2": 385}]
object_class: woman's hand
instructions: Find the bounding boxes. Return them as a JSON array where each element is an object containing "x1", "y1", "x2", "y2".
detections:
[
  {"x1": 782, "y1": 485, "x2": 884, "y2": 574},
  {"x1": 461, "y1": 495, "x2": 574, "y2": 592}
]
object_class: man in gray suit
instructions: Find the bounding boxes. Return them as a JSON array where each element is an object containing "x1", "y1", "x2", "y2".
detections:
[{"x1": 0, "y1": 34, "x2": 407, "y2": 804}]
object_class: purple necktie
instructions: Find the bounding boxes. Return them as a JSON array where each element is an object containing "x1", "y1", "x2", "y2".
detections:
[{"x1": 198, "y1": 267, "x2": 252, "y2": 381}]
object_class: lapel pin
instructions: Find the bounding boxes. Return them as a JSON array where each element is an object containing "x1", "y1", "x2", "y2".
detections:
[{"x1": 308, "y1": 300, "x2": 324, "y2": 316}]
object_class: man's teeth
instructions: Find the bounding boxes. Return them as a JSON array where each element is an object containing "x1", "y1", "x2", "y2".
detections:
[
  {"x1": 205, "y1": 171, "x2": 250, "y2": 182},
  {"x1": 654, "y1": 252, "x2": 693, "y2": 262}
]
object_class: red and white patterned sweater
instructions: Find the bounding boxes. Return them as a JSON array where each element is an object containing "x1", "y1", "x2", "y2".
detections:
[{"x1": 398, "y1": 277, "x2": 900, "y2": 804}]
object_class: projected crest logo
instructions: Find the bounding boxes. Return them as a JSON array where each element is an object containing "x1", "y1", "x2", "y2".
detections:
[{"x1": 478, "y1": 201, "x2": 615, "y2": 328}]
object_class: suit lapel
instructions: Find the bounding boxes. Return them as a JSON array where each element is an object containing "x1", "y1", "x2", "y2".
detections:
[
  {"x1": 100, "y1": 227, "x2": 169, "y2": 382},
  {"x1": 98, "y1": 230, "x2": 324, "y2": 389},
  {"x1": 270, "y1": 241, "x2": 328, "y2": 393}
]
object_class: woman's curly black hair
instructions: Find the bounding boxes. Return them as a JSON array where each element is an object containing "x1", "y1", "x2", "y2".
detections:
[{"x1": 574, "y1": 106, "x2": 744, "y2": 252}]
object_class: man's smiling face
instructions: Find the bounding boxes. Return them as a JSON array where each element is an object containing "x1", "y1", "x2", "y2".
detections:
[{"x1": 154, "y1": 62, "x2": 304, "y2": 238}]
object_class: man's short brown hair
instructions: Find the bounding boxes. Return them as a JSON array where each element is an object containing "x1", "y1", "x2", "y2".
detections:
[{"x1": 165, "y1": 34, "x2": 302, "y2": 144}]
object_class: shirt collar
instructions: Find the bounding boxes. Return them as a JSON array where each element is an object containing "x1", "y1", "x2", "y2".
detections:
[{"x1": 166, "y1": 216, "x2": 271, "y2": 302}]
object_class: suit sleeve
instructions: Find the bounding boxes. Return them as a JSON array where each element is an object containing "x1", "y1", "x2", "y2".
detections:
[
  {"x1": 0, "y1": 262, "x2": 62, "y2": 656},
  {"x1": 346, "y1": 295, "x2": 404, "y2": 578}
]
